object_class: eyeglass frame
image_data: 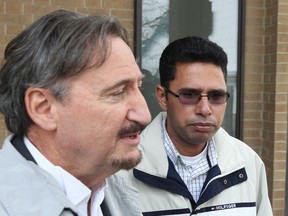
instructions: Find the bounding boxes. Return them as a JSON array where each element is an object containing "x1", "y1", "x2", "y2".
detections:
[{"x1": 163, "y1": 86, "x2": 230, "y2": 105}]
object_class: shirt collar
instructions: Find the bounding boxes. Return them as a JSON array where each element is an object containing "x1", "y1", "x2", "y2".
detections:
[{"x1": 24, "y1": 137, "x2": 107, "y2": 216}]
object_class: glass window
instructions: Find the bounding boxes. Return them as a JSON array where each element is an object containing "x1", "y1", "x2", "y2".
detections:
[{"x1": 135, "y1": 0, "x2": 244, "y2": 137}]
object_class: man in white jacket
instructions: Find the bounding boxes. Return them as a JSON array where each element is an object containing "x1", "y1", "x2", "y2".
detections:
[{"x1": 106, "y1": 36, "x2": 273, "y2": 216}]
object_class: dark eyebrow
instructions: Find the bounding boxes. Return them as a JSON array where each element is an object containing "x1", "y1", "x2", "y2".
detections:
[
  {"x1": 178, "y1": 88, "x2": 227, "y2": 93},
  {"x1": 178, "y1": 88, "x2": 201, "y2": 92}
]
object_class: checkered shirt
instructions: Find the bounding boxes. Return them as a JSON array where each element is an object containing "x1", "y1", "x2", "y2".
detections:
[{"x1": 162, "y1": 116, "x2": 218, "y2": 202}]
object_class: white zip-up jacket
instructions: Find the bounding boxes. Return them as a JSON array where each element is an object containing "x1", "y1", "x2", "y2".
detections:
[
  {"x1": 105, "y1": 112, "x2": 273, "y2": 216},
  {"x1": 0, "y1": 135, "x2": 112, "y2": 216},
  {"x1": 0, "y1": 136, "x2": 79, "y2": 216}
]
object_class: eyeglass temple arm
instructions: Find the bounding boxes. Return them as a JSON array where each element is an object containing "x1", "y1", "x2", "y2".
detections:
[{"x1": 163, "y1": 86, "x2": 179, "y2": 98}]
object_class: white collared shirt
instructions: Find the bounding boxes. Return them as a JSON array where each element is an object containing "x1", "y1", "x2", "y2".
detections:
[
  {"x1": 24, "y1": 137, "x2": 106, "y2": 216},
  {"x1": 161, "y1": 116, "x2": 218, "y2": 202}
]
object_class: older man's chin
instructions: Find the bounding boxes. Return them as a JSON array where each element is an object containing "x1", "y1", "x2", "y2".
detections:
[{"x1": 112, "y1": 150, "x2": 142, "y2": 170}]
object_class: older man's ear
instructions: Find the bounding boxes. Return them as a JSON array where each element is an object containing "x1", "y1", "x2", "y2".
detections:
[{"x1": 25, "y1": 87, "x2": 57, "y2": 131}]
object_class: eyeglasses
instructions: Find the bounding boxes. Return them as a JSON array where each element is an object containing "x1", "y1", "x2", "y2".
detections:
[{"x1": 164, "y1": 86, "x2": 230, "y2": 105}]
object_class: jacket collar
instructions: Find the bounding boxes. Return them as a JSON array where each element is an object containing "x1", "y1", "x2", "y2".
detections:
[
  {"x1": 137, "y1": 112, "x2": 246, "y2": 176},
  {"x1": 10, "y1": 135, "x2": 37, "y2": 163},
  {"x1": 4, "y1": 135, "x2": 112, "y2": 216},
  {"x1": 0, "y1": 135, "x2": 79, "y2": 216}
]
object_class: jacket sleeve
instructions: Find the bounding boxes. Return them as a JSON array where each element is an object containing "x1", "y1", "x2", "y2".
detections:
[
  {"x1": 256, "y1": 160, "x2": 273, "y2": 216},
  {"x1": 0, "y1": 203, "x2": 8, "y2": 216}
]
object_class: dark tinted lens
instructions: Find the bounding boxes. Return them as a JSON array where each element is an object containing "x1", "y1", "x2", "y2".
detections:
[
  {"x1": 178, "y1": 91, "x2": 200, "y2": 104},
  {"x1": 208, "y1": 91, "x2": 227, "y2": 104}
]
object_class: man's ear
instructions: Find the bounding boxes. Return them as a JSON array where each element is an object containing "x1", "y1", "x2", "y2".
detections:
[
  {"x1": 156, "y1": 84, "x2": 167, "y2": 111},
  {"x1": 25, "y1": 87, "x2": 57, "y2": 131}
]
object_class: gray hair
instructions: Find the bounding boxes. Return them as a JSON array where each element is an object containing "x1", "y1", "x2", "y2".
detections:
[{"x1": 0, "y1": 9, "x2": 128, "y2": 135}]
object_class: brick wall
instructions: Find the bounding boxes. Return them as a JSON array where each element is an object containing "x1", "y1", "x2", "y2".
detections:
[{"x1": 244, "y1": 0, "x2": 288, "y2": 215}]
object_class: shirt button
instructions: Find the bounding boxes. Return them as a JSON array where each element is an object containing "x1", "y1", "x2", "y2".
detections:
[
  {"x1": 223, "y1": 179, "x2": 228, "y2": 184},
  {"x1": 239, "y1": 173, "x2": 244, "y2": 178}
]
